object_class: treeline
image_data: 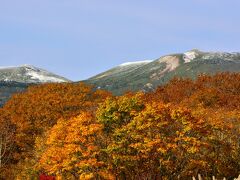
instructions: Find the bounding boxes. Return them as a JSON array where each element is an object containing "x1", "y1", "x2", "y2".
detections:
[{"x1": 0, "y1": 73, "x2": 239, "y2": 179}]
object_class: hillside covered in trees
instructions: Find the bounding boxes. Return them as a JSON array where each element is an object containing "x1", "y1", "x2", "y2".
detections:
[{"x1": 0, "y1": 73, "x2": 239, "y2": 179}]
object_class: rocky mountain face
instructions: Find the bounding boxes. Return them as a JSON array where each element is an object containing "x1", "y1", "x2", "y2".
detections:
[
  {"x1": 0, "y1": 65, "x2": 71, "y2": 107},
  {"x1": 85, "y1": 49, "x2": 240, "y2": 95}
]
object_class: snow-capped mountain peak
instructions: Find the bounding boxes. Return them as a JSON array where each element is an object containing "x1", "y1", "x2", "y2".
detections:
[{"x1": 0, "y1": 65, "x2": 70, "y2": 83}]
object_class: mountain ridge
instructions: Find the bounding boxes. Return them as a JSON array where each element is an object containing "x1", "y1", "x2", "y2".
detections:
[
  {"x1": 0, "y1": 49, "x2": 240, "y2": 107},
  {"x1": 84, "y1": 49, "x2": 240, "y2": 94}
]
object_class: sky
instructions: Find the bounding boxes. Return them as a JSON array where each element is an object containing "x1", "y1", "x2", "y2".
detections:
[{"x1": 0, "y1": 0, "x2": 240, "y2": 81}]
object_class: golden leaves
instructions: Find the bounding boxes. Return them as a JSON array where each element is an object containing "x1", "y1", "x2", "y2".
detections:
[{"x1": 38, "y1": 111, "x2": 107, "y2": 178}]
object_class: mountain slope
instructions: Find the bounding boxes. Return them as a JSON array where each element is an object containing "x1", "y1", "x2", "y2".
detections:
[
  {"x1": 0, "y1": 81, "x2": 30, "y2": 107},
  {"x1": 84, "y1": 49, "x2": 240, "y2": 95},
  {"x1": 0, "y1": 64, "x2": 70, "y2": 83},
  {"x1": 89, "y1": 60, "x2": 152, "y2": 81}
]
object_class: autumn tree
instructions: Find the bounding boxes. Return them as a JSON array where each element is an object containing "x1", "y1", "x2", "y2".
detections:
[
  {"x1": 147, "y1": 73, "x2": 240, "y2": 109},
  {"x1": 37, "y1": 112, "x2": 114, "y2": 179},
  {"x1": 97, "y1": 94, "x2": 211, "y2": 179},
  {"x1": 0, "y1": 82, "x2": 110, "y2": 177},
  {"x1": 0, "y1": 109, "x2": 16, "y2": 179},
  {"x1": 191, "y1": 107, "x2": 240, "y2": 178}
]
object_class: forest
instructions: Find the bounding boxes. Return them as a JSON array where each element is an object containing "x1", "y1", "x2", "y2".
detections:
[{"x1": 0, "y1": 73, "x2": 239, "y2": 179}]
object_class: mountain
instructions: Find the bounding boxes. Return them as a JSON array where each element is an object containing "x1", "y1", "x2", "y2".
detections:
[
  {"x1": 1, "y1": 50, "x2": 240, "y2": 106},
  {"x1": 0, "y1": 65, "x2": 71, "y2": 107},
  {"x1": 0, "y1": 81, "x2": 29, "y2": 107},
  {"x1": 0, "y1": 64, "x2": 70, "y2": 83},
  {"x1": 84, "y1": 49, "x2": 240, "y2": 95}
]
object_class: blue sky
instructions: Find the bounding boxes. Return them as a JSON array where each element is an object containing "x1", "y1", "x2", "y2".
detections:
[{"x1": 0, "y1": 0, "x2": 240, "y2": 80}]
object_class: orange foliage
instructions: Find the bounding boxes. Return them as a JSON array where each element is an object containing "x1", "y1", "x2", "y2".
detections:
[
  {"x1": 0, "y1": 82, "x2": 110, "y2": 177},
  {"x1": 1, "y1": 73, "x2": 240, "y2": 179},
  {"x1": 38, "y1": 112, "x2": 113, "y2": 179}
]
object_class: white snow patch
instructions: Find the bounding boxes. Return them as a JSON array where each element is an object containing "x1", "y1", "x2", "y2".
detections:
[
  {"x1": 183, "y1": 51, "x2": 197, "y2": 63},
  {"x1": 26, "y1": 71, "x2": 66, "y2": 83},
  {"x1": 119, "y1": 60, "x2": 152, "y2": 66},
  {"x1": 3, "y1": 78, "x2": 10, "y2": 82}
]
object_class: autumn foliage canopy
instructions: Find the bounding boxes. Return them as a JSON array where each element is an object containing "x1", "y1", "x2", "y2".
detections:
[{"x1": 0, "y1": 73, "x2": 239, "y2": 179}]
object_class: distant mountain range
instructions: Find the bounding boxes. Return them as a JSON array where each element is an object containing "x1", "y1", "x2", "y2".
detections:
[
  {"x1": 0, "y1": 49, "x2": 240, "y2": 106},
  {"x1": 84, "y1": 49, "x2": 240, "y2": 94}
]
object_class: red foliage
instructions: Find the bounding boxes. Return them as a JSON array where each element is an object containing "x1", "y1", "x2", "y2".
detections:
[{"x1": 39, "y1": 174, "x2": 55, "y2": 180}]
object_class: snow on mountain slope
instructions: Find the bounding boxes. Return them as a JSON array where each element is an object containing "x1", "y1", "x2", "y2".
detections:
[
  {"x1": 119, "y1": 60, "x2": 152, "y2": 66},
  {"x1": 183, "y1": 49, "x2": 199, "y2": 63},
  {"x1": 90, "y1": 60, "x2": 152, "y2": 80},
  {"x1": 85, "y1": 49, "x2": 240, "y2": 95},
  {"x1": 0, "y1": 64, "x2": 70, "y2": 83}
]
